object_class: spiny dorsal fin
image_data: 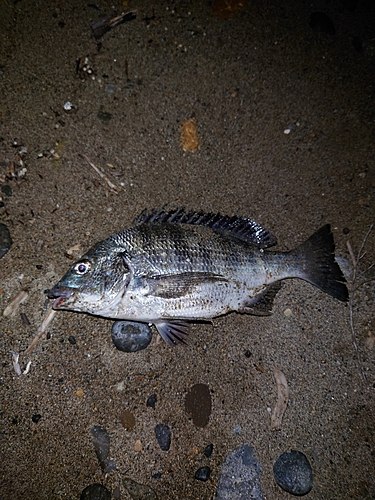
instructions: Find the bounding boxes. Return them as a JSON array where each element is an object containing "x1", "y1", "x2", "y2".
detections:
[{"x1": 135, "y1": 208, "x2": 277, "y2": 249}]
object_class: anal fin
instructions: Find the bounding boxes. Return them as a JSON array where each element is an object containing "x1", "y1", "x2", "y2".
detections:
[
  {"x1": 155, "y1": 320, "x2": 191, "y2": 347},
  {"x1": 240, "y1": 281, "x2": 282, "y2": 316}
]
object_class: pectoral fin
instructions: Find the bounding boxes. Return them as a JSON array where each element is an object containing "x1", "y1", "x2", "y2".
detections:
[
  {"x1": 155, "y1": 320, "x2": 191, "y2": 346},
  {"x1": 147, "y1": 272, "x2": 227, "y2": 299}
]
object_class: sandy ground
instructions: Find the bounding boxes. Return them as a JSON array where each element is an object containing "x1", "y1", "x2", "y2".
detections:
[{"x1": 1, "y1": 0, "x2": 374, "y2": 498}]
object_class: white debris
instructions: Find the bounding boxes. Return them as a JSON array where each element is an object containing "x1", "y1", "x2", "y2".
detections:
[{"x1": 63, "y1": 101, "x2": 73, "y2": 111}]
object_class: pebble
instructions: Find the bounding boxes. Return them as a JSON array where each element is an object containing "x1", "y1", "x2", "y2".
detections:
[
  {"x1": 273, "y1": 450, "x2": 313, "y2": 496},
  {"x1": 309, "y1": 12, "x2": 336, "y2": 35},
  {"x1": 111, "y1": 321, "x2": 152, "y2": 352},
  {"x1": 90, "y1": 425, "x2": 116, "y2": 473},
  {"x1": 215, "y1": 444, "x2": 264, "y2": 499},
  {"x1": 68, "y1": 335, "x2": 76, "y2": 345},
  {"x1": 80, "y1": 483, "x2": 111, "y2": 500},
  {"x1": 154, "y1": 423, "x2": 171, "y2": 451},
  {"x1": 123, "y1": 477, "x2": 158, "y2": 500},
  {"x1": 0, "y1": 223, "x2": 12, "y2": 259},
  {"x1": 146, "y1": 393, "x2": 157, "y2": 409},
  {"x1": 120, "y1": 409, "x2": 136, "y2": 430},
  {"x1": 184, "y1": 383, "x2": 212, "y2": 427},
  {"x1": 203, "y1": 443, "x2": 213, "y2": 458},
  {"x1": 194, "y1": 466, "x2": 211, "y2": 482},
  {"x1": 31, "y1": 414, "x2": 41, "y2": 423}
]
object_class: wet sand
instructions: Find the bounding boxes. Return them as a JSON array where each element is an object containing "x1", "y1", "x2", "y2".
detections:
[{"x1": 1, "y1": 0, "x2": 374, "y2": 498}]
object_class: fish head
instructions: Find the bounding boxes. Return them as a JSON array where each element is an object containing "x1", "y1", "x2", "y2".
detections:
[{"x1": 45, "y1": 239, "x2": 131, "y2": 316}]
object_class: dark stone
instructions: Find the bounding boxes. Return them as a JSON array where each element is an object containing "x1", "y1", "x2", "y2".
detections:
[
  {"x1": 1, "y1": 184, "x2": 12, "y2": 196},
  {"x1": 184, "y1": 383, "x2": 212, "y2": 427},
  {"x1": 68, "y1": 335, "x2": 76, "y2": 345},
  {"x1": 195, "y1": 466, "x2": 211, "y2": 481},
  {"x1": 0, "y1": 223, "x2": 12, "y2": 259},
  {"x1": 111, "y1": 321, "x2": 152, "y2": 352},
  {"x1": 343, "y1": 227, "x2": 350, "y2": 235},
  {"x1": 32, "y1": 414, "x2": 42, "y2": 423},
  {"x1": 273, "y1": 450, "x2": 313, "y2": 496},
  {"x1": 216, "y1": 444, "x2": 264, "y2": 499},
  {"x1": 146, "y1": 393, "x2": 157, "y2": 409},
  {"x1": 154, "y1": 423, "x2": 171, "y2": 451},
  {"x1": 91, "y1": 425, "x2": 116, "y2": 473},
  {"x1": 80, "y1": 483, "x2": 111, "y2": 500},
  {"x1": 203, "y1": 443, "x2": 214, "y2": 458},
  {"x1": 309, "y1": 12, "x2": 336, "y2": 35}
]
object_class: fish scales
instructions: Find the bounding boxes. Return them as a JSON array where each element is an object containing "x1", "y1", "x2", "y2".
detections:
[{"x1": 46, "y1": 209, "x2": 348, "y2": 347}]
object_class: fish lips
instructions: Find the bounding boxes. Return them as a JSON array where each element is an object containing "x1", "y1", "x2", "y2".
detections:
[{"x1": 44, "y1": 287, "x2": 73, "y2": 308}]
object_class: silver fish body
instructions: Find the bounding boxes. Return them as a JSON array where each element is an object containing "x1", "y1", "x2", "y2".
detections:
[{"x1": 46, "y1": 209, "x2": 348, "y2": 346}]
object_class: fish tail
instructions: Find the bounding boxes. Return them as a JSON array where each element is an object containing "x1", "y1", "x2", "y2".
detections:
[{"x1": 292, "y1": 224, "x2": 348, "y2": 302}]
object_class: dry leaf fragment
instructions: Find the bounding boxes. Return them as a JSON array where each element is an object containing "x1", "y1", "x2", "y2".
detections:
[
  {"x1": 181, "y1": 119, "x2": 200, "y2": 152},
  {"x1": 270, "y1": 367, "x2": 289, "y2": 430}
]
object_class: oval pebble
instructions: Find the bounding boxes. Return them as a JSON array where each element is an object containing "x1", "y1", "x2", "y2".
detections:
[
  {"x1": 184, "y1": 383, "x2": 211, "y2": 427},
  {"x1": 195, "y1": 466, "x2": 211, "y2": 482},
  {"x1": 80, "y1": 483, "x2": 111, "y2": 500},
  {"x1": 146, "y1": 393, "x2": 157, "y2": 409},
  {"x1": 203, "y1": 443, "x2": 214, "y2": 458},
  {"x1": 273, "y1": 450, "x2": 313, "y2": 496},
  {"x1": 111, "y1": 321, "x2": 152, "y2": 352},
  {"x1": 0, "y1": 223, "x2": 12, "y2": 259},
  {"x1": 154, "y1": 423, "x2": 171, "y2": 451}
]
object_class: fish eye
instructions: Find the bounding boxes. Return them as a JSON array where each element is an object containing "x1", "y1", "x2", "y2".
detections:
[{"x1": 74, "y1": 261, "x2": 91, "y2": 275}]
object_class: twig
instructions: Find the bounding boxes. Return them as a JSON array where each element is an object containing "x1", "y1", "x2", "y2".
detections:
[
  {"x1": 346, "y1": 224, "x2": 374, "y2": 390},
  {"x1": 24, "y1": 308, "x2": 57, "y2": 356},
  {"x1": 81, "y1": 154, "x2": 121, "y2": 194}
]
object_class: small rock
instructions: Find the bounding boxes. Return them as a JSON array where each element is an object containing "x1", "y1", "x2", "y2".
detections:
[
  {"x1": 32, "y1": 414, "x2": 42, "y2": 423},
  {"x1": 111, "y1": 321, "x2": 152, "y2": 352},
  {"x1": 91, "y1": 425, "x2": 116, "y2": 473},
  {"x1": 194, "y1": 466, "x2": 211, "y2": 482},
  {"x1": 309, "y1": 12, "x2": 336, "y2": 35},
  {"x1": 80, "y1": 483, "x2": 111, "y2": 500},
  {"x1": 185, "y1": 383, "x2": 212, "y2": 427},
  {"x1": 273, "y1": 450, "x2": 313, "y2": 496},
  {"x1": 215, "y1": 444, "x2": 264, "y2": 499},
  {"x1": 0, "y1": 223, "x2": 12, "y2": 259},
  {"x1": 120, "y1": 409, "x2": 136, "y2": 430},
  {"x1": 154, "y1": 423, "x2": 171, "y2": 451},
  {"x1": 146, "y1": 393, "x2": 157, "y2": 409},
  {"x1": 1, "y1": 184, "x2": 12, "y2": 196},
  {"x1": 123, "y1": 477, "x2": 158, "y2": 500},
  {"x1": 203, "y1": 443, "x2": 214, "y2": 458},
  {"x1": 134, "y1": 439, "x2": 142, "y2": 452},
  {"x1": 68, "y1": 335, "x2": 76, "y2": 345}
]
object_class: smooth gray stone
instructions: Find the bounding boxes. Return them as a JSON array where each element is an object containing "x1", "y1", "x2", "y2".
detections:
[
  {"x1": 273, "y1": 450, "x2": 313, "y2": 495},
  {"x1": 111, "y1": 320, "x2": 152, "y2": 352},
  {"x1": 215, "y1": 444, "x2": 264, "y2": 499}
]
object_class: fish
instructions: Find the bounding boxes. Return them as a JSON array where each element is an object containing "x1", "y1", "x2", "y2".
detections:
[{"x1": 45, "y1": 208, "x2": 348, "y2": 347}]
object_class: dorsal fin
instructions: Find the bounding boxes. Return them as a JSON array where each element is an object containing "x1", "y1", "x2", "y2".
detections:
[{"x1": 134, "y1": 208, "x2": 277, "y2": 249}]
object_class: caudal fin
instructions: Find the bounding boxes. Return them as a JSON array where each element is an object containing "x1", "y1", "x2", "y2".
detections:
[{"x1": 292, "y1": 224, "x2": 348, "y2": 302}]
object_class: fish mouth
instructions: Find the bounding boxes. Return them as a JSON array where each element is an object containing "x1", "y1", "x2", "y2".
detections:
[{"x1": 44, "y1": 287, "x2": 73, "y2": 308}]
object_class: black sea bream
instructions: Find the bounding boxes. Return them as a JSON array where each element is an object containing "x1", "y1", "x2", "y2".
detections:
[{"x1": 46, "y1": 209, "x2": 348, "y2": 346}]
